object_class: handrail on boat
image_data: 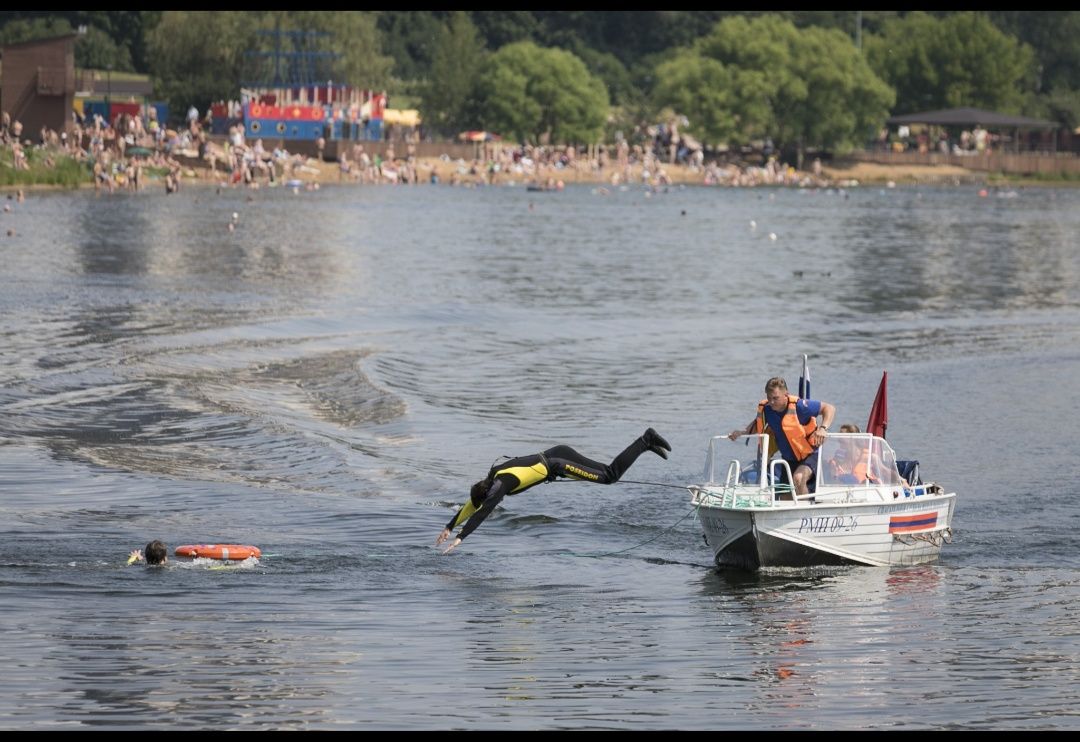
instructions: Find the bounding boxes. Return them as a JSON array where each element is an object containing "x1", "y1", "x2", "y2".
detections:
[
  {"x1": 704, "y1": 434, "x2": 797, "y2": 506},
  {"x1": 724, "y1": 459, "x2": 741, "y2": 488},
  {"x1": 769, "y1": 459, "x2": 796, "y2": 503}
]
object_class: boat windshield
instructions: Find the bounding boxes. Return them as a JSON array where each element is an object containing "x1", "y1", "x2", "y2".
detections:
[
  {"x1": 703, "y1": 433, "x2": 907, "y2": 488},
  {"x1": 815, "y1": 433, "x2": 905, "y2": 487}
]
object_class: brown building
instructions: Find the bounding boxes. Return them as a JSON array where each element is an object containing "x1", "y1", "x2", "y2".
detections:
[{"x1": 1, "y1": 34, "x2": 76, "y2": 140}]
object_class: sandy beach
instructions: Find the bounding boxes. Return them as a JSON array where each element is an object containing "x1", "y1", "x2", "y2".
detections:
[
  {"x1": 2, "y1": 147, "x2": 1020, "y2": 196},
  {"x1": 182, "y1": 154, "x2": 991, "y2": 190}
]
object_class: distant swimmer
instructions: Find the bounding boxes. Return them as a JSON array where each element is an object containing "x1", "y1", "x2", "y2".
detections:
[
  {"x1": 436, "y1": 428, "x2": 671, "y2": 554},
  {"x1": 128, "y1": 539, "x2": 168, "y2": 565}
]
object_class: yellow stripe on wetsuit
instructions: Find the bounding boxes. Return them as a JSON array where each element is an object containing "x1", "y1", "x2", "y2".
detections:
[
  {"x1": 502, "y1": 463, "x2": 549, "y2": 492},
  {"x1": 451, "y1": 498, "x2": 479, "y2": 529},
  {"x1": 451, "y1": 462, "x2": 549, "y2": 529}
]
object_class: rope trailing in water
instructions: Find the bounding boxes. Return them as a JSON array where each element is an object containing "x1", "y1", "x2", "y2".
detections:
[
  {"x1": 563, "y1": 502, "x2": 700, "y2": 559},
  {"x1": 616, "y1": 478, "x2": 693, "y2": 490},
  {"x1": 561, "y1": 479, "x2": 701, "y2": 558}
]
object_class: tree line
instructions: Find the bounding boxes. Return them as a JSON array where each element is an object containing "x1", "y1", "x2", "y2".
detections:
[{"x1": 2, "y1": 11, "x2": 1077, "y2": 161}]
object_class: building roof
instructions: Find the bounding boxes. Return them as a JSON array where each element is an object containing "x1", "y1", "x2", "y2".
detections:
[
  {"x1": 78, "y1": 69, "x2": 154, "y2": 97},
  {"x1": 1, "y1": 33, "x2": 78, "y2": 51},
  {"x1": 887, "y1": 107, "x2": 1058, "y2": 129}
]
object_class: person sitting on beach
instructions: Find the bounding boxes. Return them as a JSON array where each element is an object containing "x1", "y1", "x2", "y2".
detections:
[
  {"x1": 436, "y1": 428, "x2": 672, "y2": 554},
  {"x1": 128, "y1": 540, "x2": 168, "y2": 565}
]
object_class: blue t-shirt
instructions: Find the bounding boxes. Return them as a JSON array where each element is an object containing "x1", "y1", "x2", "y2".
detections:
[{"x1": 763, "y1": 398, "x2": 822, "y2": 463}]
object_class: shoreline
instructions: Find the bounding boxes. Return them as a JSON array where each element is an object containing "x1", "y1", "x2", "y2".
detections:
[{"x1": 5, "y1": 155, "x2": 1076, "y2": 194}]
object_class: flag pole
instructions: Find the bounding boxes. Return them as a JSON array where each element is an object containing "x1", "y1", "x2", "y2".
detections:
[{"x1": 798, "y1": 354, "x2": 810, "y2": 399}]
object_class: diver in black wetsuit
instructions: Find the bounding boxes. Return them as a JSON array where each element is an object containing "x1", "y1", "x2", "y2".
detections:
[{"x1": 436, "y1": 428, "x2": 671, "y2": 553}]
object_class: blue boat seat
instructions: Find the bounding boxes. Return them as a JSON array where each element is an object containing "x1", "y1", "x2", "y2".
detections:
[{"x1": 896, "y1": 460, "x2": 921, "y2": 485}]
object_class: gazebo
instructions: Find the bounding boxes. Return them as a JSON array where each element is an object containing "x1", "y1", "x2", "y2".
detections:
[{"x1": 886, "y1": 107, "x2": 1059, "y2": 153}]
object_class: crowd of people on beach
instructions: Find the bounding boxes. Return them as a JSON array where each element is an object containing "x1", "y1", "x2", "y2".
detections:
[{"x1": 4, "y1": 100, "x2": 837, "y2": 193}]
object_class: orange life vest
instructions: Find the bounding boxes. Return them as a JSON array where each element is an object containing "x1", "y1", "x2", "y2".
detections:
[
  {"x1": 753, "y1": 395, "x2": 818, "y2": 461},
  {"x1": 830, "y1": 446, "x2": 881, "y2": 483}
]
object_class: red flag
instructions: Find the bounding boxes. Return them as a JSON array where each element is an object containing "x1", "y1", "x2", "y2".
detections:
[{"x1": 867, "y1": 371, "x2": 888, "y2": 438}]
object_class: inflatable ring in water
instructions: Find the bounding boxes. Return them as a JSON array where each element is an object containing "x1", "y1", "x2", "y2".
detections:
[{"x1": 175, "y1": 544, "x2": 261, "y2": 560}]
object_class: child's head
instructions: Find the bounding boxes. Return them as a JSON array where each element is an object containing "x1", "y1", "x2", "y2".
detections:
[{"x1": 144, "y1": 540, "x2": 168, "y2": 565}]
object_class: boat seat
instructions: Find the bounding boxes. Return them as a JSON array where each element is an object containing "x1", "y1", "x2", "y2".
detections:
[{"x1": 896, "y1": 460, "x2": 921, "y2": 485}]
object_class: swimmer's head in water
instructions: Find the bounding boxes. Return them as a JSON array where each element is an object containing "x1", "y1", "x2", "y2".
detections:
[{"x1": 144, "y1": 540, "x2": 168, "y2": 565}]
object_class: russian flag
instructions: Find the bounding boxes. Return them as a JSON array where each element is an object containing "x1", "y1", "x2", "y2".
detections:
[{"x1": 889, "y1": 512, "x2": 938, "y2": 533}]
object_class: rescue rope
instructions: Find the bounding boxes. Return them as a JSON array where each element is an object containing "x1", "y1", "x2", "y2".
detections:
[{"x1": 561, "y1": 478, "x2": 701, "y2": 558}]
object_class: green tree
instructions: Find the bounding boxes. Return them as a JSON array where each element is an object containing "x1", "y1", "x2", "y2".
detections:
[
  {"x1": 784, "y1": 24, "x2": 895, "y2": 164},
  {"x1": 0, "y1": 17, "x2": 75, "y2": 47},
  {"x1": 986, "y1": 11, "x2": 1080, "y2": 94},
  {"x1": 419, "y1": 12, "x2": 486, "y2": 137},
  {"x1": 0, "y1": 13, "x2": 147, "y2": 72},
  {"x1": 74, "y1": 11, "x2": 159, "y2": 72},
  {"x1": 986, "y1": 11, "x2": 1080, "y2": 128},
  {"x1": 653, "y1": 52, "x2": 769, "y2": 146},
  {"x1": 277, "y1": 11, "x2": 393, "y2": 89},
  {"x1": 476, "y1": 41, "x2": 608, "y2": 145},
  {"x1": 864, "y1": 12, "x2": 1036, "y2": 114},
  {"x1": 568, "y1": 46, "x2": 633, "y2": 107},
  {"x1": 659, "y1": 15, "x2": 893, "y2": 164},
  {"x1": 469, "y1": 11, "x2": 539, "y2": 49},
  {"x1": 147, "y1": 12, "x2": 393, "y2": 119},
  {"x1": 377, "y1": 11, "x2": 446, "y2": 83},
  {"x1": 76, "y1": 25, "x2": 134, "y2": 72},
  {"x1": 146, "y1": 11, "x2": 253, "y2": 117}
]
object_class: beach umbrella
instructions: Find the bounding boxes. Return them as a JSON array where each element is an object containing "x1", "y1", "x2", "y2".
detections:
[{"x1": 458, "y1": 130, "x2": 501, "y2": 142}]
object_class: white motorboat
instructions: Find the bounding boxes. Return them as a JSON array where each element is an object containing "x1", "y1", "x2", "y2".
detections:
[{"x1": 690, "y1": 432, "x2": 957, "y2": 570}]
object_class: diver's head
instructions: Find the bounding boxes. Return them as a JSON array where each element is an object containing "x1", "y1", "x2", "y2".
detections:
[{"x1": 470, "y1": 478, "x2": 491, "y2": 505}]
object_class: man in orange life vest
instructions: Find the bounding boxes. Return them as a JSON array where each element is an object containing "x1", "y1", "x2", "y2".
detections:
[{"x1": 729, "y1": 376, "x2": 836, "y2": 497}]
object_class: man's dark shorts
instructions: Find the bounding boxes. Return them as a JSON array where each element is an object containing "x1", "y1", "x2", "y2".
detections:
[{"x1": 777, "y1": 452, "x2": 819, "y2": 487}]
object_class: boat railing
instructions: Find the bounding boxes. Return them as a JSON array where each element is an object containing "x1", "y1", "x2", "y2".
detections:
[
  {"x1": 700, "y1": 434, "x2": 792, "y2": 507},
  {"x1": 697, "y1": 432, "x2": 949, "y2": 509},
  {"x1": 769, "y1": 459, "x2": 798, "y2": 502}
]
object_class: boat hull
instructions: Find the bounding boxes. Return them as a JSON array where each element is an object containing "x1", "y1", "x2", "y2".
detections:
[{"x1": 697, "y1": 494, "x2": 956, "y2": 570}]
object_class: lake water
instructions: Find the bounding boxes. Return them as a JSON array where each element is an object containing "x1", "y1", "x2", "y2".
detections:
[{"x1": 1, "y1": 181, "x2": 1078, "y2": 729}]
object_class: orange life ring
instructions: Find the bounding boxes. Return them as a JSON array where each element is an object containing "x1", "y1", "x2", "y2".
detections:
[{"x1": 175, "y1": 544, "x2": 261, "y2": 560}]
